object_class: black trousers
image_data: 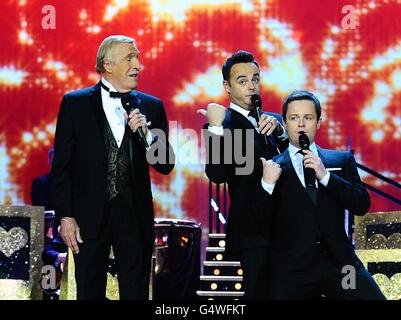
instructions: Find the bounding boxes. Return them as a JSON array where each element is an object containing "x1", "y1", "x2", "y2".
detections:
[
  {"x1": 269, "y1": 247, "x2": 386, "y2": 300},
  {"x1": 73, "y1": 193, "x2": 153, "y2": 300},
  {"x1": 240, "y1": 247, "x2": 270, "y2": 300}
]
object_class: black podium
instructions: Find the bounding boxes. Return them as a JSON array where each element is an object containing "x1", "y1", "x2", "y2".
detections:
[{"x1": 153, "y1": 219, "x2": 201, "y2": 300}]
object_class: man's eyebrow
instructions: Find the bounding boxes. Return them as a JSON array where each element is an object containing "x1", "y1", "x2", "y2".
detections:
[
  {"x1": 236, "y1": 75, "x2": 247, "y2": 80},
  {"x1": 125, "y1": 51, "x2": 139, "y2": 58},
  {"x1": 235, "y1": 72, "x2": 260, "y2": 81}
]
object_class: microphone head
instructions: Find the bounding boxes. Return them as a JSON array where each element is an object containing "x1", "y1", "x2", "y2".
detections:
[
  {"x1": 299, "y1": 133, "x2": 310, "y2": 150},
  {"x1": 250, "y1": 94, "x2": 262, "y2": 109}
]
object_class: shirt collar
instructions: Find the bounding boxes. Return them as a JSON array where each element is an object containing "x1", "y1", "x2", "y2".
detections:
[
  {"x1": 101, "y1": 78, "x2": 118, "y2": 93},
  {"x1": 229, "y1": 102, "x2": 251, "y2": 118},
  {"x1": 289, "y1": 142, "x2": 318, "y2": 159}
]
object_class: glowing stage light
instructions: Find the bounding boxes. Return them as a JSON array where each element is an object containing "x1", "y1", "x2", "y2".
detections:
[{"x1": 0, "y1": 66, "x2": 27, "y2": 86}]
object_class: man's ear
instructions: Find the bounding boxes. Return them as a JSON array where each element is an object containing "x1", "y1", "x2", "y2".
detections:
[
  {"x1": 103, "y1": 60, "x2": 113, "y2": 73},
  {"x1": 317, "y1": 117, "x2": 322, "y2": 130},
  {"x1": 223, "y1": 80, "x2": 230, "y2": 94}
]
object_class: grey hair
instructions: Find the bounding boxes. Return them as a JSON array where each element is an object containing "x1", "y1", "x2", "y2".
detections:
[{"x1": 95, "y1": 35, "x2": 136, "y2": 74}]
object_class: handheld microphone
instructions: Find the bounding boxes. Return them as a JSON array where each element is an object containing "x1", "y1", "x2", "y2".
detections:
[
  {"x1": 298, "y1": 133, "x2": 316, "y2": 188},
  {"x1": 122, "y1": 98, "x2": 150, "y2": 151},
  {"x1": 250, "y1": 94, "x2": 268, "y2": 145}
]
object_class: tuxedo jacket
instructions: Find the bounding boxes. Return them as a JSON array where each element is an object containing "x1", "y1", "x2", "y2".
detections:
[
  {"x1": 51, "y1": 82, "x2": 174, "y2": 243},
  {"x1": 268, "y1": 146, "x2": 369, "y2": 270},
  {"x1": 204, "y1": 108, "x2": 288, "y2": 254}
]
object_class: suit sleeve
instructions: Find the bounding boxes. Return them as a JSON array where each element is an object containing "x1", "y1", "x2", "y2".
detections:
[
  {"x1": 324, "y1": 152, "x2": 370, "y2": 216},
  {"x1": 204, "y1": 124, "x2": 234, "y2": 184},
  {"x1": 51, "y1": 94, "x2": 75, "y2": 220},
  {"x1": 31, "y1": 178, "x2": 43, "y2": 207},
  {"x1": 271, "y1": 113, "x2": 289, "y2": 152},
  {"x1": 147, "y1": 99, "x2": 175, "y2": 175}
]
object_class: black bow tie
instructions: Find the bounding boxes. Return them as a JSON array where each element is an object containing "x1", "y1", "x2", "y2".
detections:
[
  {"x1": 101, "y1": 82, "x2": 132, "y2": 99},
  {"x1": 109, "y1": 91, "x2": 132, "y2": 99}
]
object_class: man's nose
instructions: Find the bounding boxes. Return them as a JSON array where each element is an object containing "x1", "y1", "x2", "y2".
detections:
[
  {"x1": 248, "y1": 81, "x2": 255, "y2": 91},
  {"x1": 131, "y1": 58, "x2": 142, "y2": 70},
  {"x1": 298, "y1": 119, "x2": 305, "y2": 127}
]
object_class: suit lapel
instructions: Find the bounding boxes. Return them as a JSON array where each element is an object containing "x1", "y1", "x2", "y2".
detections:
[
  {"x1": 89, "y1": 82, "x2": 107, "y2": 150},
  {"x1": 228, "y1": 108, "x2": 254, "y2": 130},
  {"x1": 229, "y1": 108, "x2": 279, "y2": 153},
  {"x1": 280, "y1": 149, "x2": 315, "y2": 203},
  {"x1": 317, "y1": 146, "x2": 328, "y2": 168}
]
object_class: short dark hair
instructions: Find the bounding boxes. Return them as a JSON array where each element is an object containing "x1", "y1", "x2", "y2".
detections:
[
  {"x1": 282, "y1": 90, "x2": 322, "y2": 121},
  {"x1": 222, "y1": 50, "x2": 259, "y2": 82}
]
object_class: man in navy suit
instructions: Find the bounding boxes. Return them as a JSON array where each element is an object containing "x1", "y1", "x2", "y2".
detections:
[
  {"x1": 51, "y1": 35, "x2": 174, "y2": 299},
  {"x1": 198, "y1": 51, "x2": 288, "y2": 299},
  {"x1": 31, "y1": 147, "x2": 54, "y2": 210},
  {"x1": 261, "y1": 90, "x2": 385, "y2": 299}
]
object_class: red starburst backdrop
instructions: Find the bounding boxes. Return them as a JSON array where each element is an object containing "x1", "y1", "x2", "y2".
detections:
[{"x1": 1, "y1": 0, "x2": 401, "y2": 230}]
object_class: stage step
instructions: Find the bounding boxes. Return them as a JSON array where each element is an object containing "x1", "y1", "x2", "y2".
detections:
[
  {"x1": 209, "y1": 233, "x2": 226, "y2": 238},
  {"x1": 197, "y1": 290, "x2": 244, "y2": 298},
  {"x1": 208, "y1": 234, "x2": 227, "y2": 248},
  {"x1": 198, "y1": 233, "x2": 245, "y2": 299},
  {"x1": 200, "y1": 275, "x2": 244, "y2": 291},
  {"x1": 205, "y1": 246, "x2": 226, "y2": 261},
  {"x1": 200, "y1": 275, "x2": 243, "y2": 281},
  {"x1": 203, "y1": 261, "x2": 243, "y2": 277},
  {"x1": 203, "y1": 261, "x2": 241, "y2": 266}
]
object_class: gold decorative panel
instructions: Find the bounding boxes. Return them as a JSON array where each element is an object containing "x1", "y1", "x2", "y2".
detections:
[
  {"x1": 355, "y1": 211, "x2": 401, "y2": 250},
  {"x1": 356, "y1": 249, "x2": 401, "y2": 300},
  {"x1": 0, "y1": 205, "x2": 44, "y2": 300},
  {"x1": 355, "y1": 211, "x2": 401, "y2": 300}
]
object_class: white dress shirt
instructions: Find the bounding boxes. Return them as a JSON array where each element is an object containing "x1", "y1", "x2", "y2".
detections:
[
  {"x1": 208, "y1": 102, "x2": 287, "y2": 140},
  {"x1": 262, "y1": 142, "x2": 330, "y2": 194},
  {"x1": 101, "y1": 78, "x2": 152, "y2": 148}
]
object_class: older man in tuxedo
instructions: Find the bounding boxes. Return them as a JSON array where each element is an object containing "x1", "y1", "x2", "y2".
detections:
[{"x1": 52, "y1": 35, "x2": 174, "y2": 299}]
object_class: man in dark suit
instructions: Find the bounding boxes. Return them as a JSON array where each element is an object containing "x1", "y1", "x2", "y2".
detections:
[
  {"x1": 198, "y1": 51, "x2": 288, "y2": 299},
  {"x1": 31, "y1": 147, "x2": 54, "y2": 210},
  {"x1": 51, "y1": 35, "x2": 175, "y2": 300},
  {"x1": 261, "y1": 90, "x2": 385, "y2": 299}
]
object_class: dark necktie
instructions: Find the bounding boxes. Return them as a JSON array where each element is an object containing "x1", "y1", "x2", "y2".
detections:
[
  {"x1": 248, "y1": 108, "x2": 258, "y2": 121},
  {"x1": 297, "y1": 149, "x2": 317, "y2": 205},
  {"x1": 248, "y1": 108, "x2": 279, "y2": 150}
]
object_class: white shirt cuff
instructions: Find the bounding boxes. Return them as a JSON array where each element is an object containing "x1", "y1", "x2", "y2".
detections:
[
  {"x1": 146, "y1": 130, "x2": 153, "y2": 146},
  {"x1": 277, "y1": 122, "x2": 288, "y2": 140},
  {"x1": 261, "y1": 178, "x2": 275, "y2": 195},
  {"x1": 319, "y1": 171, "x2": 330, "y2": 187},
  {"x1": 208, "y1": 125, "x2": 224, "y2": 136}
]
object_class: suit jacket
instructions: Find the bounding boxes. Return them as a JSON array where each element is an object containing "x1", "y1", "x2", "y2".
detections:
[
  {"x1": 51, "y1": 82, "x2": 174, "y2": 243},
  {"x1": 268, "y1": 146, "x2": 369, "y2": 270},
  {"x1": 204, "y1": 108, "x2": 288, "y2": 254},
  {"x1": 31, "y1": 172, "x2": 53, "y2": 210}
]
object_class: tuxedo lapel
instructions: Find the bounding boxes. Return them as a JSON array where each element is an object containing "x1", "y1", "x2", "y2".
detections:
[{"x1": 89, "y1": 82, "x2": 107, "y2": 149}]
